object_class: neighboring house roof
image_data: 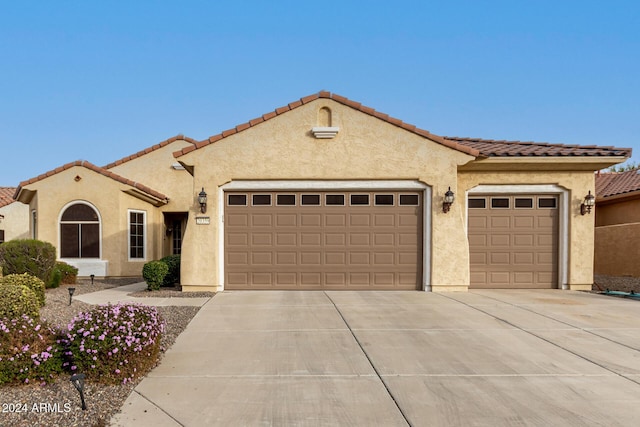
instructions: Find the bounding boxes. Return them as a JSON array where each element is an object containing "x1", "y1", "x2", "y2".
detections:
[
  {"x1": 595, "y1": 169, "x2": 640, "y2": 200},
  {"x1": 0, "y1": 187, "x2": 17, "y2": 208},
  {"x1": 444, "y1": 137, "x2": 632, "y2": 158},
  {"x1": 173, "y1": 91, "x2": 481, "y2": 158},
  {"x1": 173, "y1": 91, "x2": 632, "y2": 160},
  {"x1": 104, "y1": 134, "x2": 198, "y2": 169},
  {"x1": 14, "y1": 160, "x2": 169, "y2": 205}
]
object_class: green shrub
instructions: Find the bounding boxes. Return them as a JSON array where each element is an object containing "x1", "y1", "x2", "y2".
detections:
[
  {"x1": 60, "y1": 303, "x2": 164, "y2": 384},
  {"x1": 0, "y1": 273, "x2": 46, "y2": 307},
  {"x1": 0, "y1": 315, "x2": 62, "y2": 385},
  {"x1": 0, "y1": 285, "x2": 40, "y2": 319},
  {"x1": 48, "y1": 269, "x2": 62, "y2": 289},
  {"x1": 160, "y1": 255, "x2": 180, "y2": 286},
  {"x1": 54, "y1": 261, "x2": 78, "y2": 285},
  {"x1": 0, "y1": 240, "x2": 57, "y2": 286},
  {"x1": 142, "y1": 261, "x2": 169, "y2": 291}
]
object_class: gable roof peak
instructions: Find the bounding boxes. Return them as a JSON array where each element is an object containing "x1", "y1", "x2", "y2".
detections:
[{"x1": 173, "y1": 91, "x2": 480, "y2": 158}]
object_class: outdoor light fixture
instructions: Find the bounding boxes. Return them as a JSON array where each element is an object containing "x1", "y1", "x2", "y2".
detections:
[
  {"x1": 70, "y1": 373, "x2": 87, "y2": 410},
  {"x1": 198, "y1": 187, "x2": 208, "y2": 213},
  {"x1": 580, "y1": 191, "x2": 595, "y2": 215},
  {"x1": 90, "y1": 274, "x2": 95, "y2": 285},
  {"x1": 443, "y1": 187, "x2": 455, "y2": 213},
  {"x1": 68, "y1": 287, "x2": 75, "y2": 305}
]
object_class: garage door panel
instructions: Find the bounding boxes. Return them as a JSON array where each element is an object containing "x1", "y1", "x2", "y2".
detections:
[
  {"x1": 325, "y1": 252, "x2": 346, "y2": 265},
  {"x1": 301, "y1": 214, "x2": 321, "y2": 226},
  {"x1": 350, "y1": 252, "x2": 370, "y2": 265},
  {"x1": 374, "y1": 233, "x2": 394, "y2": 246},
  {"x1": 349, "y1": 214, "x2": 370, "y2": 226},
  {"x1": 325, "y1": 273, "x2": 347, "y2": 285},
  {"x1": 301, "y1": 233, "x2": 321, "y2": 246},
  {"x1": 227, "y1": 233, "x2": 248, "y2": 246},
  {"x1": 276, "y1": 233, "x2": 296, "y2": 246},
  {"x1": 251, "y1": 252, "x2": 272, "y2": 265},
  {"x1": 326, "y1": 214, "x2": 347, "y2": 226},
  {"x1": 350, "y1": 233, "x2": 371, "y2": 245},
  {"x1": 469, "y1": 194, "x2": 558, "y2": 289},
  {"x1": 276, "y1": 252, "x2": 297, "y2": 265},
  {"x1": 251, "y1": 233, "x2": 272, "y2": 246},
  {"x1": 301, "y1": 252, "x2": 321, "y2": 265},
  {"x1": 276, "y1": 272, "x2": 297, "y2": 285},
  {"x1": 513, "y1": 252, "x2": 534, "y2": 265},
  {"x1": 227, "y1": 252, "x2": 249, "y2": 265},
  {"x1": 225, "y1": 191, "x2": 422, "y2": 289}
]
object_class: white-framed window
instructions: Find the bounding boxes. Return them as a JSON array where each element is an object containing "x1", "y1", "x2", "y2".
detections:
[
  {"x1": 59, "y1": 203, "x2": 101, "y2": 258},
  {"x1": 128, "y1": 210, "x2": 146, "y2": 260}
]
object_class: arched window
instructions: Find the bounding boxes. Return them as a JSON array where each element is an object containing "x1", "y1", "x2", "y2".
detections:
[{"x1": 60, "y1": 203, "x2": 100, "y2": 258}]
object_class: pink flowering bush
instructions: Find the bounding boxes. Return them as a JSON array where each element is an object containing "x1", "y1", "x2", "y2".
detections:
[
  {"x1": 0, "y1": 315, "x2": 62, "y2": 385},
  {"x1": 60, "y1": 303, "x2": 164, "y2": 384}
]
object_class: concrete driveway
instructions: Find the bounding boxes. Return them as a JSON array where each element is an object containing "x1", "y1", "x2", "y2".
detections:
[{"x1": 112, "y1": 290, "x2": 640, "y2": 426}]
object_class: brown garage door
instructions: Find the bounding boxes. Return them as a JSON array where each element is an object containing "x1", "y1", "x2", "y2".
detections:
[
  {"x1": 225, "y1": 191, "x2": 422, "y2": 290},
  {"x1": 468, "y1": 195, "x2": 558, "y2": 289}
]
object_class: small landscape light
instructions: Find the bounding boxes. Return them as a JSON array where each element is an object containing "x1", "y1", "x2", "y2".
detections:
[
  {"x1": 90, "y1": 274, "x2": 95, "y2": 285},
  {"x1": 70, "y1": 373, "x2": 87, "y2": 410},
  {"x1": 68, "y1": 287, "x2": 75, "y2": 306}
]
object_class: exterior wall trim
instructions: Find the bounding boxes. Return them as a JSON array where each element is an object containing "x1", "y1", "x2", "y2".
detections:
[
  {"x1": 466, "y1": 184, "x2": 569, "y2": 290},
  {"x1": 218, "y1": 180, "x2": 432, "y2": 291}
]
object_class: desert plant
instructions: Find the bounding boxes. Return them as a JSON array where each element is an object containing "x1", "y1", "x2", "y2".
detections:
[
  {"x1": 0, "y1": 239, "x2": 57, "y2": 286},
  {"x1": 0, "y1": 273, "x2": 46, "y2": 307},
  {"x1": 60, "y1": 303, "x2": 164, "y2": 384},
  {"x1": 160, "y1": 255, "x2": 180, "y2": 286},
  {"x1": 54, "y1": 261, "x2": 78, "y2": 285},
  {"x1": 142, "y1": 261, "x2": 168, "y2": 291},
  {"x1": 0, "y1": 285, "x2": 40, "y2": 320},
  {"x1": 0, "y1": 315, "x2": 62, "y2": 385}
]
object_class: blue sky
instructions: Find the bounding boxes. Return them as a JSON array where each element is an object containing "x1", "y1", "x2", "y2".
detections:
[{"x1": 1, "y1": 1, "x2": 638, "y2": 186}]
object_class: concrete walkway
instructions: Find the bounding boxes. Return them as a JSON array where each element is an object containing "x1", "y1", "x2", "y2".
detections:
[
  {"x1": 111, "y1": 290, "x2": 640, "y2": 426},
  {"x1": 74, "y1": 282, "x2": 210, "y2": 307}
]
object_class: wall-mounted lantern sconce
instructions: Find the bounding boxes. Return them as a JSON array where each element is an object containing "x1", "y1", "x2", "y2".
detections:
[
  {"x1": 580, "y1": 191, "x2": 595, "y2": 215},
  {"x1": 198, "y1": 188, "x2": 208, "y2": 213},
  {"x1": 443, "y1": 187, "x2": 455, "y2": 213},
  {"x1": 68, "y1": 287, "x2": 75, "y2": 305}
]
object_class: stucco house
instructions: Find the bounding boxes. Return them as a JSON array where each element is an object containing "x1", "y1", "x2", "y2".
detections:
[
  {"x1": 594, "y1": 169, "x2": 640, "y2": 277},
  {"x1": 0, "y1": 187, "x2": 30, "y2": 244},
  {"x1": 12, "y1": 92, "x2": 631, "y2": 292}
]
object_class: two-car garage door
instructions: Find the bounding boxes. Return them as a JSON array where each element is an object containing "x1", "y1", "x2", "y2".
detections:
[{"x1": 224, "y1": 191, "x2": 422, "y2": 290}]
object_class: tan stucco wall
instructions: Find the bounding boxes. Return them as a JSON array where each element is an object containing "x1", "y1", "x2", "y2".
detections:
[
  {"x1": 0, "y1": 201, "x2": 30, "y2": 241},
  {"x1": 178, "y1": 99, "x2": 475, "y2": 291},
  {"x1": 108, "y1": 139, "x2": 195, "y2": 211},
  {"x1": 457, "y1": 171, "x2": 596, "y2": 290},
  {"x1": 595, "y1": 223, "x2": 640, "y2": 277},
  {"x1": 595, "y1": 197, "x2": 640, "y2": 226},
  {"x1": 22, "y1": 166, "x2": 163, "y2": 277}
]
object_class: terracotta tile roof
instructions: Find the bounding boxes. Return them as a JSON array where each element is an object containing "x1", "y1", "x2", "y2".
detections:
[
  {"x1": 173, "y1": 91, "x2": 481, "y2": 158},
  {"x1": 0, "y1": 187, "x2": 17, "y2": 208},
  {"x1": 15, "y1": 160, "x2": 169, "y2": 203},
  {"x1": 444, "y1": 136, "x2": 632, "y2": 158},
  {"x1": 595, "y1": 169, "x2": 640, "y2": 199},
  {"x1": 104, "y1": 134, "x2": 198, "y2": 169}
]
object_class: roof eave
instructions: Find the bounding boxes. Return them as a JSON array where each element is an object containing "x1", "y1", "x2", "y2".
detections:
[{"x1": 459, "y1": 156, "x2": 629, "y2": 172}]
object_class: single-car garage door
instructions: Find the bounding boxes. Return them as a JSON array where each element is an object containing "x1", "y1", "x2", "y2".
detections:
[
  {"x1": 224, "y1": 191, "x2": 422, "y2": 290},
  {"x1": 468, "y1": 194, "x2": 558, "y2": 289}
]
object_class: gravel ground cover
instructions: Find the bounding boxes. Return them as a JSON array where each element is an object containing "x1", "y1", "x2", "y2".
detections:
[
  {"x1": 593, "y1": 274, "x2": 640, "y2": 293},
  {"x1": 0, "y1": 278, "x2": 207, "y2": 427}
]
